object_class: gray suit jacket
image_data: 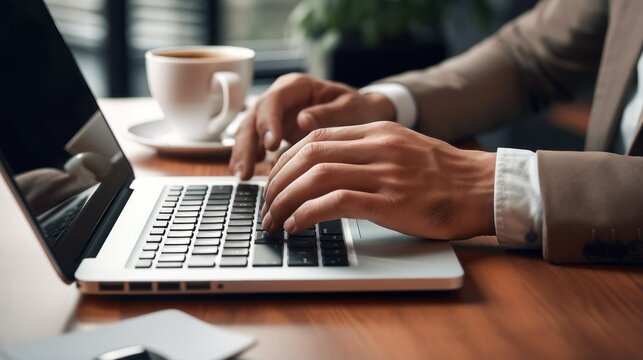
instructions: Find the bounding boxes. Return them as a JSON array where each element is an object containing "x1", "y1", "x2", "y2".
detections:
[{"x1": 383, "y1": 0, "x2": 643, "y2": 263}]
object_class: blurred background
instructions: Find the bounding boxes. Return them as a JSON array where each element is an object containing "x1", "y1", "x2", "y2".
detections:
[{"x1": 44, "y1": 0, "x2": 590, "y2": 152}]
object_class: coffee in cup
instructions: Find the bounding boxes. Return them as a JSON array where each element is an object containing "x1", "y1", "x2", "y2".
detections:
[{"x1": 146, "y1": 46, "x2": 255, "y2": 141}]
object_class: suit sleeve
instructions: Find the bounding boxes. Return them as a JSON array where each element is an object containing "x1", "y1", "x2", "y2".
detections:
[
  {"x1": 379, "y1": 0, "x2": 607, "y2": 142},
  {"x1": 537, "y1": 151, "x2": 643, "y2": 263}
]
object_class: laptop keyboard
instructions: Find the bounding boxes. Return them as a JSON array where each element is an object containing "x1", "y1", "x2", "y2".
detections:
[{"x1": 134, "y1": 184, "x2": 349, "y2": 269}]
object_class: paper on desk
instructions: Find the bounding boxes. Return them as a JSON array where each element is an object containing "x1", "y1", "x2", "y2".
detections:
[{"x1": 1, "y1": 309, "x2": 255, "y2": 360}]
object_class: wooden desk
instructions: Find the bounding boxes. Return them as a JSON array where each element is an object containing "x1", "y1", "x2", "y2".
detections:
[{"x1": 1, "y1": 98, "x2": 641, "y2": 359}]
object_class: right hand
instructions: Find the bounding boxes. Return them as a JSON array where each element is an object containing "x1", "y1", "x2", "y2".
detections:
[{"x1": 228, "y1": 73, "x2": 396, "y2": 179}]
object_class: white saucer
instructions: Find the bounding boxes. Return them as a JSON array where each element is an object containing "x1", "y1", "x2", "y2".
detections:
[{"x1": 126, "y1": 118, "x2": 238, "y2": 156}]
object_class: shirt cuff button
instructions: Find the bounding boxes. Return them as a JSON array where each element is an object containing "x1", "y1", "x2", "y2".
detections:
[{"x1": 524, "y1": 231, "x2": 538, "y2": 243}]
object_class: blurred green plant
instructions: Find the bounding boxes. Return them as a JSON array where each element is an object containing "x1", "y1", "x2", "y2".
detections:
[{"x1": 289, "y1": 0, "x2": 491, "y2": 50}]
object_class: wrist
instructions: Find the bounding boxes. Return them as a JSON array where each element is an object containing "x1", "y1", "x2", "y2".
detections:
[
  {"x1": 363, "y1": 92, "x2": 396, "y2": 122},
  {"x1": 467, "y1": 150, "x2": 497, "y2": 236}
]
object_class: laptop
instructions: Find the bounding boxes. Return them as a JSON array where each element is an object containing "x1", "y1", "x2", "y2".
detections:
[{"x1": 0, "y1": 0, "x2": 463, "y2": 294}]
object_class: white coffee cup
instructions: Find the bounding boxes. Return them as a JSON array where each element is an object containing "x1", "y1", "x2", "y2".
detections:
[{"x1": 145, "y1": 46, "x2": 255, "y2": 141}]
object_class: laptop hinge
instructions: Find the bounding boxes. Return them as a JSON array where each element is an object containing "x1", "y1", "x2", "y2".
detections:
[{"x1": 80, "y1": 181, "x2": 133, "y2": 259}]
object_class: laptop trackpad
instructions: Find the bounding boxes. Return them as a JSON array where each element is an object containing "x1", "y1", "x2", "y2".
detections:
[{"x1": 354, "y1": 220, "x2": 447, "y2": 258}]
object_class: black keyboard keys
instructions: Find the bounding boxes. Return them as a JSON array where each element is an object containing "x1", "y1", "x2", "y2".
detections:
[{"x1": 288, "y1": 249, "x2": 318, "y2": 266}]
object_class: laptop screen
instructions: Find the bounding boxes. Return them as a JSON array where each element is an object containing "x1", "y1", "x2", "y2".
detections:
[{"x1": 0, "y1": 0, "x2": 133, "y2": 281}]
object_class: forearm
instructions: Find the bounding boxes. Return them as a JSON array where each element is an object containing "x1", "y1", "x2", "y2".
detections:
[{"x1": 378, "y1": 0, "x2": 606, "y2": 142}]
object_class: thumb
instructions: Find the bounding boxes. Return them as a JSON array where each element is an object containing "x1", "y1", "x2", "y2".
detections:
[{"x1": 297, "y1": 96, "x2": 354, "y2": 131}]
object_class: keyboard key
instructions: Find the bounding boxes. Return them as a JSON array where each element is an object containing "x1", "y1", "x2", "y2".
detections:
[
  {"x1": 161, "y1": 202, "x2": 176, "y2": 208},
  {"x1": 209, "y1": 194, "x2": 231, "y2": 199},
  {"x1": 180, "y1": 200, "x2": 203, "y2": 206},
  {"x1": 226, "y1": 233, "x2": 251, "y2": 241},
  {"x1": 165, "y1": 237, "x2": 191, "y2": 246},
  {"x1": 147, "y1": 236, "x2": 162, "y2": 243},
  {"x1": 143, "y1": 243, "x2": 159, "y2": 251},
  {"x1": 222, "y1": 248, "x2": 249, "y2": 256},
  {"x1": 201, "y1": 217, "x2": 226, "y2": 224},
  {"x1": 156, "y1": 214, "x2": 171, "y2": 221},
  {"x1": 207, "y1": 199, "x2": 230, "y2": 205},
  {"x1": 162, "y1": 245, "x2": 189, "y2": 254},
  {"x1": 170, "y1": 224, "x2": 195, "y2": 231},
  {"x1": 231, "y1": 207, "x2": 254, "y2": 214},
  {"x1": 229, "y1": 220, "x2": 252, "y2": 226},
  {"x1": 233, "y1": 202, "x2": 255, "y2": 208},
  {"x1": 320, "y1": 240, "x2": 346, "y2": 249},
  {"x1": 158, "y1": 253, "x2": 186, "y2": 262},
  {"x1": 199, "y1": 223, "x2": 223, "y2": 231},
  {"x1": 195, "y1": 238, "x2": 220, "y2": 246},
  {"x1": 178, "y1": 206, "x2": 201, "y2": 212},
  {"x1": 224, "y1": 240, "x2": 250, "y2": 248},
  {"x1": 288, "y1": 229, "x2": 316, "y2": 237},
  {"x1": 168, "y1": 190, "x2": 182, "y2": 196},
  {"x1": 237, "y1": 184, "x2": 258, "y2": 191},
  {"x1": 211, "y1": 185, "x2": 233, "y2": 193},
  {"x1": 322, "y1": 256, "x2": 349, "y2": 266},
  {"x1": 150, "y1": 228, "x2": 165, "y2": 236},
  {"x1": 321, "y1": 248, "x2": 348, "y2": 257},
  {"x1": 139, "y1": 251, "x2": 156, "y2": 260},
  {"x1": 203, "y1": 211, "x2": 226, "y2": 217},
  {"x1": 175, "y1": 211, "x2": 199, "y2": 218},
  {"x1": 255, "y1": 231, "x2": 284, "y2": 244},
  {"x1": 196, "y1": 230, "x2": 222, "y2": 238},
  {"x1": 187, "y1": 185, "x2": 208, "y2": 190},
  {"x1": 183, "y1": 195, "x2": 205, "y2": 201},
  {"x1": 253, "y1": 244, "x2": 283, "y2": 266},
  {"x1": 191, "y1": 246, "x2": 218, "y2": 255},
  {"x1": 227, "y1": 226, "x2": 252, "y2": 234},
  {"x1": 156, "y1": 262, "x2": 183, "y2": 268},
  {"x1": 205, "y1": 205, "x2": 228, "y2": 212},
  {"x1": 169, "y1": 185, "x2": 184, "y2": 191},
  {"x1": 167, "y1": 230, "x2": 193, "y2": 238},
  {"x1": 319, "y1": 220, "x2": 343, "y2": 235},
  {"x1": 165, "y1": 196, "x2": 179, "y2": 202},
  {"x1": 288, "y1": 249, "x2": 318, "y2": 266},
  {"x1": 230, "y1": 213, "x2": 253, "y2": 220},
  {"x1": 188, "y1": 255, "x2": 216, "y2": 268},
  {"x1": 288, "y1": 237, "x2": 316, "y2": 248},
  {"x1": 173, "y1": 218, "x2": 197, "y2": 224},
  {"x1": 185, "y1": 191, "x2": 206, "y2": 197},
  {"x1": 159, "y1": 208, "x2": 174, "y2": 214},
  {"x1": 234, "y1": 196, "x2": 256, "y2": 202},
  {"x1": 220, "y1": 257, "x2": 248, "y2": 267},
  {"x1": 320, "y1": 234, "x2": 344, "y2": 242},
  {"x1": 135, "y1": 259, "x2": 152, "y2": 268}
]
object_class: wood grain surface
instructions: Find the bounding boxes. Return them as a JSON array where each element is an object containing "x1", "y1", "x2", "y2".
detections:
[{"x1": 1, "y1": 98, "x2": 641, "y2": 360}]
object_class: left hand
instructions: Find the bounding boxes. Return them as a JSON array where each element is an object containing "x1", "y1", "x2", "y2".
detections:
[{"x1": 261, "y1": 121, "x2": 497, "y2": 240}]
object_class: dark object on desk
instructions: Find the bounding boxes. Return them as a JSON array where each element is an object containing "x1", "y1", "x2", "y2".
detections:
[{"x1": 96, "y1": 345, "x2": 166, "y2": 360}]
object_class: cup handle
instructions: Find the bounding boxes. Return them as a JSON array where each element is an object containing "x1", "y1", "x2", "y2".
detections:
[{"x1": 208, "y1": 71, "x2": 242, "y2": 137}]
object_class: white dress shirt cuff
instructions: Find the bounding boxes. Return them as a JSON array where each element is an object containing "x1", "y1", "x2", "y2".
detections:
[
  {"x1": 359, "y1": 83, "x2": 417, "y2": 128},
  {"x1": 494, "y1": 148, "x2": 544, "y2": 249}
]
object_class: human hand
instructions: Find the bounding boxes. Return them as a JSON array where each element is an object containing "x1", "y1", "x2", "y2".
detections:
[
  {"x1": 228, "y1": 73, "x2": 395, "y2": 179},
  {"x1": 261, "y1": 121, "x2": 496, "y2": 240}
]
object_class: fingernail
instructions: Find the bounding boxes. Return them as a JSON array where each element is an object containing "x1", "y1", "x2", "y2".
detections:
[
  {"x1": 284, "y1": 216, "x2": 296, "y2": 234},
  {"x1": 262, "y1": 212, "x2": 273, "y2": 231},
  {"x1": 264, "y1": 131, "x2": 275, "y2": 147}
]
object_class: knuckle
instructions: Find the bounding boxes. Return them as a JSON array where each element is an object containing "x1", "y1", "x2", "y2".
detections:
[
  {"x1": 333, "y1": 190, "x2": 353, "y2": 210},
  {"x1": 309, "y1": 163, "x2": 333, "y2": 180},
  {"x1": 300, "y1": 142, "x2": 322, "y2": 161},
  {"x1": 308, "y1": 128, "x2": 327, "y2": 142},
  {"x1": 380, "y1": 133, "x2": 405, "y2": 148}
]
